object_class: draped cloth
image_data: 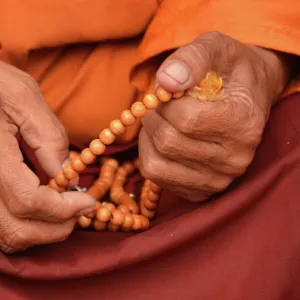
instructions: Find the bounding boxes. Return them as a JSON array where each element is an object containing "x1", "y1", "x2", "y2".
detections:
[{"x1": 1, "y1": 0, "x2": 300, "y2": 299}]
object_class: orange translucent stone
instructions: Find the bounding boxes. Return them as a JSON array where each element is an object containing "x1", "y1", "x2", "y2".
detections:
[
  {"x1": 99, "y1": 128, "x2": 116, "y2": 145},
  {"x1": 109, "y1": 119, "x2": 126, "y2": 135},
  {"x1": 63, "y1": 164, "x2": 78, "y2": 180},
  {"x1": 143, "y1": 94, "x2": 160, "y2": 109},
  {"x1": 173, "y1": 91, "x2": 185, "y2": 99},
  {"x1": 54, "y1": 171, "x2": 69, "y2": 187},
  {"x1": 155, "y1": 86, "x2": 172, "y2": 102},
  {"x1": 77, "y1": 216, "x2": 92, "y2": 228},
  {"x1": 48, "y1": 179, "x2": 66, "y2": 192},
  {"x1": 96, "y1": 206, "x2": 111, "y2": 222},
  {"x1": 80, "y1": 148, "x2": 96, "y2": 164},
  {"x1": 110, "y1": 209, "x2": 125, "y2": 226},
  {"x1": 71, "y1": 157, "x2": 86, "y2": 172},
  {"x1": 89, "y1": 139, "x2": 106, "y2": 155},
  {"x1": 120, "y1": 110, "x2": 136, "y2": 126},
  {"x1": 131, "y1": 102, "x2": 147, "y2": 118}
]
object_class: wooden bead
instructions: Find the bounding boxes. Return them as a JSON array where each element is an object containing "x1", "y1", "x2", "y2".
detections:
[
  {"x1": 107, "y1": 223, "x2": 120, "y2": 232},
  {"x1": 147, "y1": 190, "x2": 160, "y2": 202},
  {"x1": 80, "y1": 149, "x2": 96, "y2": 164},
  {"x1": 71, "y1": 156, "x2": 86, "y2": 172},
  {"x1": 89, "y1": 139, "x2": 106, "y2": 155},
  {"x1": 122, "y1": 212, "x2": 134, "y2": 228},
  {"x1": 87, "y1": 184, "x2": 106, "y2": 201},
  {"x1": 149, "y1": 181, "x2": 161, "y2": 193},
  {"x1": 155, "y1": 86, "x2": 172, "y2": 102},
  {"x1": 96, "y1": 206, "x2": 111, "y2": 222},
  {"x1": 48, "y1": 179, "x2": 66, "y2": 192},
  {"x1": 54, "y1": 171, "x2": 69, "y2": 187},
  {"x1": 116, "y1": 166, "x2": 127, "y2": 176},
  {"x1": 103, "y1": 202, "x2": 116, "y2": 212},
  {"x1": 109, "y1": 120, "x2": 126, "y2": 135},
  {"x1": 85, "y1": 202, "x2": 101, "y2": 219},
  {"x1": 119, "y1": 193, "x2": 139, "y2": 213},
  {"x1": 120, "y1": 110, "x2": 136, "y2": 126},
  {"x1": 143, "y1": 198, "x2": 157, "y2": 210},
  {"x1": 77, "y1": 216, "x2": 92, "y2": 228},
  {"x1": 173, "y1": 91, "x2": 185, "y2": 99},
  {"x1": 143, "y1": 94, "x2": 160, "y2": 109},
  {"x1": 110, "y1": 209, "x2": 125, "y2": 226},
  {"x1": 110, "y1": 189, "x2": 125, "y2": 203},
  {"x1": 104, "y1": 158, "x2": 119, "y2": 169},
  {"x1": 99, "y1": 128, "x2": 116, "y2": 145},
  {"x1": 140, "y1": 216, "x2": 150, "y2": 230},
  {"x1": 63, "y1": 164, "x2": 78, "y2": 180},
  {"x1": 118, "y1": 204, "x2": 130, "y2": 214},
  {"x1": 131, "y1": 102, "x2": 147, "y2": 118},
  {"x1": 140, "y1": 203, "x2": 156, "y2": 219},
  {"x1": 69, "y1": 151, "x2": 79, "y2": 160},
  {"x1": 122, "y1": 161, "x2": 135, "y2": 174},
  {"x1": 93, "y1": 220, "x2": 107, "y2": 231},
  {"x1": 132, "y1": 214, "x2": 142, "y2": 231}
]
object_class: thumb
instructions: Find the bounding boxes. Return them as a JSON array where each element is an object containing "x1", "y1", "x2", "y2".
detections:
[{"x1": 156, "y1": 32, "x2": 228, "y2": 92}]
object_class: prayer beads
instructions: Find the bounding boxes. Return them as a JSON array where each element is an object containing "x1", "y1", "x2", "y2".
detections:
[{"x1": 47, "y1": 72, "x2": 223, "y2": 232}]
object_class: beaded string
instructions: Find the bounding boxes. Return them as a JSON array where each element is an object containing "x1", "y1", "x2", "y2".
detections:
[{"x1": 48, "y1": 71, "x2": 223, "y2": 232}]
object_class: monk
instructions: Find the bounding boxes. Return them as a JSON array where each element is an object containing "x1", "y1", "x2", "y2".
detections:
[{"x1": 0, "y1": 0, "x2": 300, "y2": 299}]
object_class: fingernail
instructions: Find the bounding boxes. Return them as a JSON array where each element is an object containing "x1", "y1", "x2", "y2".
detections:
[
  {"x1": 76, "y1": 207, "x2": 95, "y2": 217},
  {"x1": 163, "y1": 61, "x2": 190, "y2": 84}
]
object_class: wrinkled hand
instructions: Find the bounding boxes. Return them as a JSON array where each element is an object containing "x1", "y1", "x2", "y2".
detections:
[
  {"x1": 140, "y1": 32, "x2": 291, "y2": 201},
  {"x1": 0, "y1": 61, "x2": 95, "y2": 253}
]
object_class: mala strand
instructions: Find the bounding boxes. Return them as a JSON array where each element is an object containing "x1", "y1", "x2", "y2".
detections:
[{"x1": 48, "y1": 71, "x2": 223, "y2": 232}]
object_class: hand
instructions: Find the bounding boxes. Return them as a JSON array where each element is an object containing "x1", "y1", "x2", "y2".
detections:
[
  {"x1": 0, "y1": 61, "x2": 95, "y2": 253},
  {"x1": 139, "y1": 31, "x2": 291, "y2": 201}
]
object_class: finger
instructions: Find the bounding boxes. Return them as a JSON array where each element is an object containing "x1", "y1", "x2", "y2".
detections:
[
  {"x1": 156, "y1": 94, "x2": 234, "y2": 142},
  {"x1": 0, "y1": 204, "x2": 77, "y2": 253},
  {"x1": 139, "y1": 129, "x2": 232, "y2": 196},
  {"x1": 0, "y1": 128, "x2": 95, "y2": 222},
  {"x1": 142, "y1": 110, "x2": 232, "y2": 170},
  {"x1": 0, "y1": 61, "x2": 69, "y2": 177},
  {"x1": 156, "y1": 32, "x2": 237, "y2": 92}
]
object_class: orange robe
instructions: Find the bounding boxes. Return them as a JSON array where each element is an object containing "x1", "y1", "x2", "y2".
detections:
[{"x1": 1, "y1": 1, "x2": 300, "y2": 299}]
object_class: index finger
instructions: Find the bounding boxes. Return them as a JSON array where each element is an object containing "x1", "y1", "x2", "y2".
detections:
[
  {"x1": 157, "y1": 95, "x2": 234, "y2": 141},
  {"x1": 0, "y1": 122, "x2": 95, "y2": 222}
]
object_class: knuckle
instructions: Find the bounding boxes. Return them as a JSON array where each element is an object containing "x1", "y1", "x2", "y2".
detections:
[
  {"x1": 2, "y1": 226, "x2": 30, "y2": 253},
  {"x1": 140, "y1": 158, "x2": 163, "y2": 183},
  {"x1": 206, "y1": 176, "x2": 232, "y2": 193},
  {"x1": 227, "y1": 154, "x2": 253, "y2": 175},
  {"x1": 177, "y1": 105, "x2": 198, "y2": 134},
  {"x1": 153, "y1": 127, "x2": 176, "y2": 156},
  {"x1": 8, "y1": 193, "x2": 38, "y2": 218}
]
